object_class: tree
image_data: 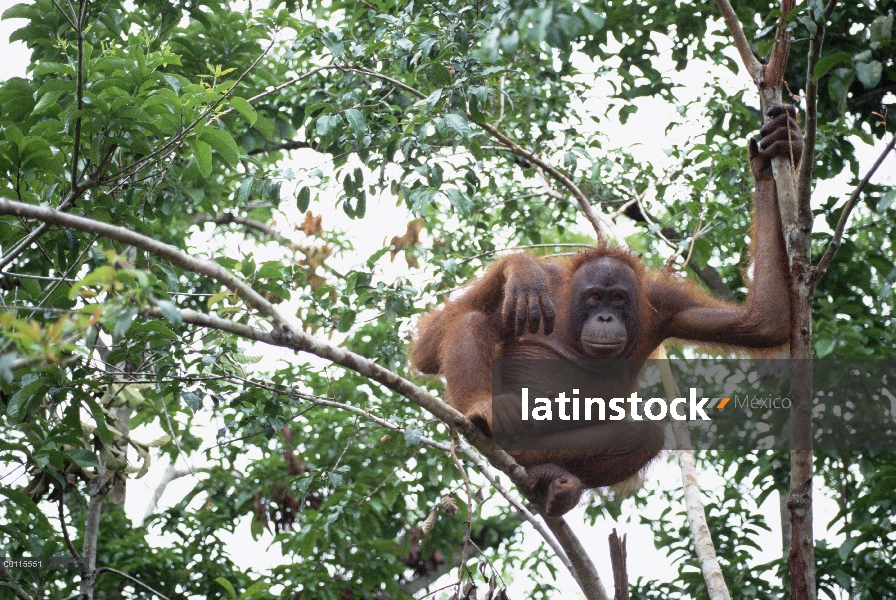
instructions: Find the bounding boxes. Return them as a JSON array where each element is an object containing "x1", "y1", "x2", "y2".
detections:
[{"x1": 0, "y1": 1, "x2": 893, "y2": 599}]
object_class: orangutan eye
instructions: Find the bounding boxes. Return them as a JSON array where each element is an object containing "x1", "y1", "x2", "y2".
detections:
[
  {"x1": 611, "y1": 292, "x2": 626, "y2": 306},
  {"x1": 587, "y1": 292, "x2": 602, "y2": 305}
]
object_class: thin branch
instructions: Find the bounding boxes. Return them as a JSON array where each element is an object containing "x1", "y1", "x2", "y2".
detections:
[
  {"x1": 29, "y1": 233, "x2": 98, "y2": 318},
  {"x1": 95, "y1": 567, "x2": 171, "y2": 600},
  {"x1": 475, "y1": 120, "x2": 609, "y2": 242},
  {"x1": 49, "y1": 0, "x2": 77, "y2": 28},
  {"x1": 655, "y1": 346, "x2": 730, "y2": 600},
  {"x1": 0, "y1": 182, "x2": 100, "y2": 272},
  {"x1": 544, "y1": 517, "x2": 610, "y2": 600},
  {"x1": 449, "y1": 434, "x2": 475, "y2": 595},
  {"x1": 70, "y1": 0, "x2": 87, "y2": 192},
  {"x1": 455, "y1": 437, "x2": 571, "y2": 568},
  {"x1": 0, "y1": 563, "x2": 34, "y2": 600},
  {"x1": 247, "y1": 139, "x2": 312, "y2": 155},
  {"x1": 346, "y1": 64, "x2": 427, "y2": 100},
  {"x1": 58, "y1": 497, "x2": 81, "y2": 559},
  {"x1": 813, "y1": 133, "x2": 896, "y2": 282},
  {"x1": 714, "y1": 0, "x2": 763, "y2": 83},
  {"x1": 139, "y1": 463, "x2": 191, "y2": 526},
  {"x1": 798, "y1": 0, "x2": 839, "y2": 210}
]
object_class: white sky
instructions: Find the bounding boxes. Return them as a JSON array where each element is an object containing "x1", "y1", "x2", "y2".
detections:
[{"x1": 1, "y1": 2, "x2": 893, "y2": 598}]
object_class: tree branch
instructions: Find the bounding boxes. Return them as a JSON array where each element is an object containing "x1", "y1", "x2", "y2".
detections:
[
  {"x1": 247, "y1": 139, "x2": 312, "y2": 155},
  {"x1": 475, "y1": 121, "x2": 609, "y2": 242},
  {"x1": 95, "y1": 567, "x2": 171, "y2": 600},
  {"x1": 655, "y1": 347, "x2": 730, "y2": 599},
  {"x1": 813, "y1": 133, "x2": 896, "y2": 282},
  {"x1": 0, "y1": 198, "x2": 608, "y2": 598},
  {"x1": 0, "y1": 563, "x2": 34, "y2": 600},
  {"x1": 714, "y1": 0, "x2": 763, "y2": 83},
  {"x1": 0, "y1": 181, "x2": 102, "y2": 272},
  {"x1": 544, "y1": 517, "x2": 609, "y2": 600},
  {"x1": 70, "y1": 1, "x2": 87, "y2": 193},
  {"x1": 798, "y1": 0, "x2": 839, "y2": 212}
]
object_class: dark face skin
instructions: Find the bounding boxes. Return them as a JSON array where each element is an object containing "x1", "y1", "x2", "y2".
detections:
[{"x1": 569, "y1": 257, "x2": 640, "y2": 358}]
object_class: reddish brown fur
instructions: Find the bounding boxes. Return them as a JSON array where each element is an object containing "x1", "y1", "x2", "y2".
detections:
[{"x1": 411, "y1": 105, "x2": 801, "y2": 516}]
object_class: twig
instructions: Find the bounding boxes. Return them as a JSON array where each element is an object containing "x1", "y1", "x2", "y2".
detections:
[
  {"x1": 95, "y1": 567, "x2": 171, "y2": 599},
  {"x1": 798, "y1": 0, "x2": 839, "y2": 211},
  {"x1": 70, "y1": 1, "x2": 87, "y2": 193},
  {"x1": 58, "y1": 497, "x2": 81, "y2": 559},
  {"x1": 139, "y1": 463, "x2": 191, "y2": 526},
  {"x1": 49, "y1": 0, "x2": 77, "y2": 29},
  {"x1": 449, "y1": 434, "x2": 475, "y2": 595},
  {"x1": 454, "y1": 438, "x2": 571, "y2": 568},
  {"x1": 813, "y1": 133, "x2": 896, "y2": 282},
  {"x1": 475, "y1": 120, "x2": 609, "y2": 242},
  {"x1": 0, "y1": 563, "x2": 34, "y2": 600},
  {"x1": 714, "y1": 0, "x2": 762, "y2": 83}
]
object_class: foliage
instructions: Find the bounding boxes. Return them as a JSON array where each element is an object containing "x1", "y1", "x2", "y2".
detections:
[{"x1": 0, "y1": 0, "x2": 893, "y2": 598}]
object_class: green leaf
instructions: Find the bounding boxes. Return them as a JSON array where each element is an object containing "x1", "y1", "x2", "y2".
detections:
[
  {"x1": 424, "y1": 63, "x2": 452, "y2": 86},
  {"x1": 812, "y1": 52, "x2": 851, "y2": 82},
  {"x1": 114, "y1": 308, "x2": 138, "y2": 337},
  {"x1": 199, "y1": 127, "x2": 241, "y2": 167},
  {"x1": 83, "y1": 397, "x2": 113, "y2": 444},
  {"x1": 297, "y1": 186, "x2": 311, "y2": 212},
  {"x1": 230, "y1": 96, "x2": 257, "y2": 125},
  {"x1": 237, "y1": 177, "x2": 254, "y2": 203},
  {"x1": 0, "y1": 353, "x2": 16, "y2": 384},
  {"x1": 182, "y1": 391, "x2": 203, "y2": 411},
  {"x1": 877, "y1": 189, "x2": 896, "y2": 213},
  {"x1": 426, "y1": 89, "x2": 442, "y2": 111},
  {"x1": 215, "y1": 577, "x2": 238, "y2": 600},
  {"x1": 443, "y1": 112, "x2": 471, "y2": 138},
  {"x1": 322, "y1": 30, "x2": 344, "y2": 58},
  {"x1": 192, "y1": 140, "x2": 213, "y2": 177},
  {"x1": 579, "y1": 6, "x2": 606, "y2": 30},
  {"x1": 336, "y1": 310, "x2": 356, "y2": 332},
  {"x1": 815, "y1": 337, "x2": 835, "y2": 358},
  {"x1": 33, "y1": 90, "x2": 63, "y2": 114},
  {"x1": 1, "y1": 4, "x2": 35, "y2": 20},
  {"x1": 403, "y1": 427, "x2": 423, "y2": 446},
  {"x1": 855, "y1": 60, "x2": 882, "y2": 88},
  {"x1": 0, "y1": 488, "x2": 53, "y2": 531},
  {"x1": 328, "y1": 472, "x2": 343, "y2": 486},
  {"x1": 343, "y1": 191, "x2": 366, "y2": 219},
  {"x1": 8, "y1": 376, "x2": 45, "y2": 424},
  {"x1": 445, "y1": 188, "x2": 472, "y2": 216},
  {"x1": 155, "y1": 299, "x2": 183, "y2": 325},
  {"x1": 64, "y1": 449, "x2": 100, "y2": 468},
  {"x1": 345, "y1": 108, "x2": 366, "y2": 138},
  {"x1": 870, "y1": 14, "x2": 893, "y2": 44}
]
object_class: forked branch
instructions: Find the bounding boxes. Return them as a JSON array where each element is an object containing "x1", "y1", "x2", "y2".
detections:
[{"x1": 0, "y1": 197, "x2": 608, "y2": 600}]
